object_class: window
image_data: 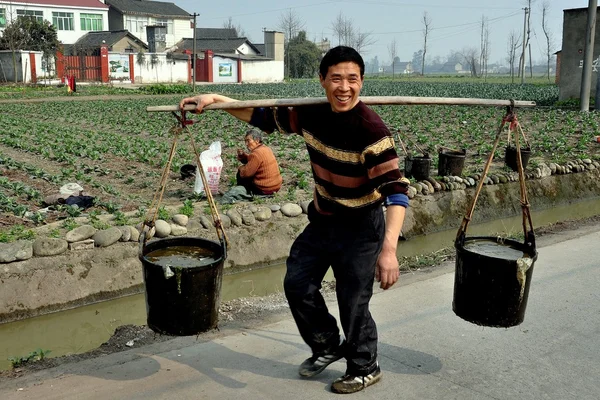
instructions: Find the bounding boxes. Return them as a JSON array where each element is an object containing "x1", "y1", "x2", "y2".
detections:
[
  {"x1": 52, "y1": 12, "x2": 74, "y2": 31},
  {"x1": 154, "y1": 18, "x2": 172, "y2": 34},
  {"x1": 80, "y1": 13, "x2": 103, "y2": 31},
  {"x1": 125, "y1": 16, "x2": 148, "y2": 35},
  {"x1": 0, "y1": 9, "x2": 6, "y2": 28},
  {"x1": 16, "y1": 9, "x2": 44, "y2": 23}
]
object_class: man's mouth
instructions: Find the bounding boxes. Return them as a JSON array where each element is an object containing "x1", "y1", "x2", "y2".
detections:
[{"x1": 335, "y1": 95, "x2": 351, "y2": 103}]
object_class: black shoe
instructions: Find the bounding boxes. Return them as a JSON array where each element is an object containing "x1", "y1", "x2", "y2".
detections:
[
  {"x1": 330, "y1": 364, "x2": 382, "y2": 394},
  {"x1": 298, "y1": 340, "x2": 345, "y2": 378}
]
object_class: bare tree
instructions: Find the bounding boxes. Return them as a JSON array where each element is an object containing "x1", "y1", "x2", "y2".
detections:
[
  {"x1": 388, "y1": 38, "x2": 397, "y2": 78},
  {"x1": 222, "y1": 17, "x2": 246, "y2": 38},
  {"x1": 353, "y1": 29, "x2": 376, "y2": 55},
  {"x1": 278, "y1": 9, "x2": 305, "y2": 78},
  {"x1": 331, "y1": 11, "x2": 346, "y2": 46},
  {"x1": 479, "y1": 16, "x2": 491, "y2": 79},
  {"x1": 460, "y1": 47, "x2": 479, "y2": 77},
  {"x1": 506, "y1": 30, "x2": 521, "y2": 83},
  {"x1": 483, "y1": 25, "x2": 490, "y2": 80},
  {"x1": 519, "y1": 0, "x2": 534, "y2": 82},
  {"x1": 421, "y1": 11, "x2": 432, "y2": 75},
  {"x1": 541, "y1": 1, "x2": 555, "y2": 81}
]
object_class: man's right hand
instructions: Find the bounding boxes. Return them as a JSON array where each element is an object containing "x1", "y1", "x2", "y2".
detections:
[{"x1": 179, "y1": 94, "x2": 217, "y2": 114}]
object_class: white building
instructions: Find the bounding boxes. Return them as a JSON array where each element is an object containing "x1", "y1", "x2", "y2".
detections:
[
  {"x1": 0, "y1": 0, "x2": 109, "y2": 45},
  {"x1": 104, "y1": 0, "x2": 192, "y2": 49}
]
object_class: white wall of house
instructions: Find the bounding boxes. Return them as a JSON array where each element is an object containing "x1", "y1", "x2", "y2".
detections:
[
  {"x1": 241, "y1": 60, "x2": 284, "y2": 83},
  {"x1": 212, "y1": 55, "x2": 238, "y2": 83},
  {"x1": 119, "y1": 15, "x2": 192, "y2": 48},
  {"x1": 128, "y1": 52, "x2": 188, "y2": 84},
  {"x1": 236, "y1": 42, "x2": 259, "y2": 55},
  {"x1": 0, "y1": 2, "x2": 108, "y2": 44}
]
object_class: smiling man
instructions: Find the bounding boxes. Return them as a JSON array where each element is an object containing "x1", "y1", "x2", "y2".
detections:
[{"x1": 180, "y1": 46, "x2": 409, "y2": 394}]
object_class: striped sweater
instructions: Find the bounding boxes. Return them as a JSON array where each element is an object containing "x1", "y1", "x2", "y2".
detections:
[
  {"x1": 250, "y1": 101, "x2": 409, "y2": 215},
  {"x1": 239, "y1": 144, "x2": 283, "y2": 193}
]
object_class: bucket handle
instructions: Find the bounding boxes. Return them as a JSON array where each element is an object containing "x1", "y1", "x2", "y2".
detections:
[{"x1": 456, "y1": 102, "x2": 536, "y2": 253}]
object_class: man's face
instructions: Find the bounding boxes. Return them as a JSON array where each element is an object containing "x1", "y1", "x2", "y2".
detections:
[{"x1": 319, "y1": 61, "x2": 364, "y2": 113}]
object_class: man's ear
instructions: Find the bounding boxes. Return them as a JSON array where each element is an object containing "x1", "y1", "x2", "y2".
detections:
[{"x1": 319, "y1": 73, "x2": 325, "y2": 87}]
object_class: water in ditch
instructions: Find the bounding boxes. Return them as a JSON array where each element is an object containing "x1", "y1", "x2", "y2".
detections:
[{"x1": 1, "y1": 197, "x2": 600, "y2": 371}]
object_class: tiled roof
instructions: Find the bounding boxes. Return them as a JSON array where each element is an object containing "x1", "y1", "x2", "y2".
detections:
[
  {"x1": 1, "y1": 0, "x2": 108, "y2": 9},
  {"x1": 104, "y1": 0, "x2": 190, "y2": 17},
  {"x1": 73, "y1": 29, "x2": 147, "y2": 48},
  {"x1": 195, "y1": 28, "x2": 237, "y2": 39},
  {"x1": 175, "y1": 38, "x2": 260, "y2": 54}
]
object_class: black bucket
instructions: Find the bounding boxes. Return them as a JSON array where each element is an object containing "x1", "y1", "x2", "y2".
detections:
[
  {"x1": 438, "y1": 149, "x2": 466, "y2": 176},
  {"x1": 453, "y1": 236, "x2": 537, "y2": 328},
  {"x1": 404, "y1": 155, "x2": 431, "y2": 181},
  {"x1": 140, "y1": 237, "x2": 225, "y2": 336},
  {"x1": 505, "y1": 146, "x2": 531, "y2": 172}
]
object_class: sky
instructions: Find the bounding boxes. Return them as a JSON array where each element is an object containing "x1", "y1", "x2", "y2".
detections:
[{"x1": 175, "y1": 0, "x2": 584, "y2": 67}]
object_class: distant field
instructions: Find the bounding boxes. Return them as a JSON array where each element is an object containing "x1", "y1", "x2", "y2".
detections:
[{"x1": 0, "y1": 80, "x2": 597, "y2": 231}]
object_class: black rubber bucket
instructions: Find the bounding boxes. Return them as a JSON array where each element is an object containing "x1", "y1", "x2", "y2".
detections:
[
  {"x1": 140, "y1": 237, "x2": 225, "y2": 336},
  {"x1": 453, "y1": 236, "x2": 537, "y2": 328},
  {"x1": 405, "y1": 155, "x2": 431, "y2": 181},
  {"x1": 505, "y1": 146, "x2": 531, "y2": 172},
  {"x1": 438, "y1": 149, "x2": 466, "y2": 176}
]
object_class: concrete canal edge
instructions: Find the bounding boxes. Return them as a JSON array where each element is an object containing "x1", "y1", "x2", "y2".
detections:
[{"x1": 1, "y1": 169, "x2": 600, "y2": 324}]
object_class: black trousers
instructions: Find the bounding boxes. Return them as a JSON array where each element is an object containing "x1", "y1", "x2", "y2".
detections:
[{"x1": 284, "y1": 202, "x2": 385, "y2": 376}]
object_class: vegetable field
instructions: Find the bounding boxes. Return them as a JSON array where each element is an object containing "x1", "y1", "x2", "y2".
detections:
[{"x1": 1, "y1": 80, "x2": 599, "y2": 231}]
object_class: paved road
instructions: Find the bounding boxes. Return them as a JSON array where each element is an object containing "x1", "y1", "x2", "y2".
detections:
[{"x1": 1, "y1": 226, "x2": 599, "y2": 399}]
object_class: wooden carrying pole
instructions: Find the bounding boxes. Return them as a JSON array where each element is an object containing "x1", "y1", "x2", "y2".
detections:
[{"x1": 147, "y1": 96, "x2": 536, "y2": 113}]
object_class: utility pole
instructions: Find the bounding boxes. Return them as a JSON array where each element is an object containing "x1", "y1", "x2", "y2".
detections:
[
  {"x1": 519, "y1": 7, "x2": 529, "y2": 84},
  {"x1": 192, "y1": 13, "x2": 198, "y2": 92},
  {"x1": 581, "y1": 0, "x2": 597, "y2": 112}
]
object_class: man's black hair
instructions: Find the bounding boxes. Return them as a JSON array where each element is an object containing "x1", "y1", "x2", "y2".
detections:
[{"x1": 319, "y1": 46, "x2": 365, "y2": 78}]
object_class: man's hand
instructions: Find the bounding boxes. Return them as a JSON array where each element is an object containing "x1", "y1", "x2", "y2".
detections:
[
  {"x1": 375, "y1": 249, "x2": 399, "y2": 290},
  {"x1": 179, "y1": 94, "x2": 217, "y2": 114}
]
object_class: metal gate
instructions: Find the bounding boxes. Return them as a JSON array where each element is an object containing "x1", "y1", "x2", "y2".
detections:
[{"x1": 62, "y1": 54, "x2": 101, "y2": 81}]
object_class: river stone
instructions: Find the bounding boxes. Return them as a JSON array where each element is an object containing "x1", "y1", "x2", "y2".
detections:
[
  {"x1": 172, "y1": 214, "x2": 189, "y2": 226},
  {"x1": 217, "y1": 214, "x2": 231, "y2": 229},
  {"x1": 241, "y1": 209, "x2": 256, "y2": 225},
  {"x1": 469, "y1": 178, "x2": 476, "y2": 186},
  {"x1": 299, "y1": 200, "x2": 311, "y2": 214},
  {"x1": 406, "y1": 187, "x2": 415, "y2": 199},
  {"x1": 226, "y1": 209, "x2": 243, "y2": 226},
  {"x1": 0, "y1": 240, "x2": 33, "y2": 263},
  {"x1": 254, "y1": 207, "x2": 272, "y2": 221},
  {"x1": 413, "y1": 183, "x2": 423, "y2": 194},
  {"x1": 128, "y1": 226, "x2": 140, "y2": 242},
  {"x1": 489, "y1": 175, "x2": 499, "y2": 184},
  {"x1": 429, "y1": 178, "x2": 441, "y2": 191},
  {"x1": 269, "y1": 204, "x2": 281, "y2": 212},
  {"x1": 33, "y1": 237, "x2": 68, "y2": 256},
  {"x1": 248, "y1": 205, "x2": 259, "y2": 213},
  {"x1": 540, "y1": 164, "x2": 552, "y2": 178},
  {"x1": 170, "y1": 224, "x2": 187, "y2": 236},
  {"x1": 281, "y1": 203, "x2": 302, "y2": 217},
  {"x1": 199, "y1": 216, "x2": 212, "y2": 229},
  {"x1": 549, "y1": 163, "x2": 557, "y2": 174},
  {"x1": 65, "y1": 225, "x2": 97, "y2": 243},
  {"x1": 588, "y1": 164, "x2": 596, "y2": 170},
  {"x1": 92, "y1": 227, "x2": 122, "y2": 247},
  {"x1": 420, "y1": 180, "x2": 434, "y2": 194},
  {"x1": 154, "y1": 220, "x2": 171, "y2": 238},
  {"x1": 117, "y1": 226, "x2": 131, "y2": 242},
  {"x1": 438, "y1": 182, "x2": 446, "y2": 191},
  {"x1": 593, "y1": 161, "x2": 600, "y2": 168},
  {"x1": 498, "y1": 175, "x2": 508, "y2": 184},
  {"x1": 421, "y1": 186, "x2": 430, "y2": 195}
]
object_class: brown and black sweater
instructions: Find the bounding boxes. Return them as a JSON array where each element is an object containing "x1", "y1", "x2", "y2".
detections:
[{"x1": 250, "y1": 101, "x2": 409, "y2": 215}]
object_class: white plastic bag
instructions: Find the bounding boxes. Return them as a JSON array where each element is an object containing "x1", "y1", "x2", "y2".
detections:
[{"x1": 194, "y1": 141, "x2": 223, "y2": 195}]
